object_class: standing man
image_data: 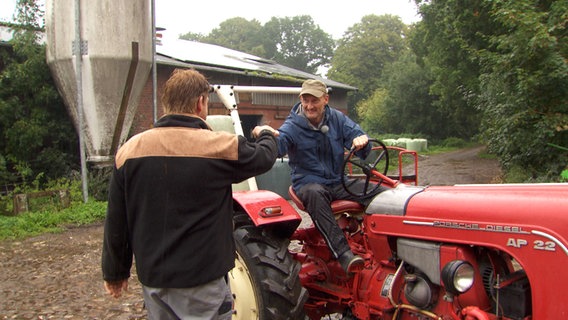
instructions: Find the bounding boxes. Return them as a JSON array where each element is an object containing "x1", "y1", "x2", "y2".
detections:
[
  {"x1": 102, "y1": 68, "x2": 278, "y2": 319},
  {"x1": 277, "y1": 79, "x2": 385, "y2": 275}
]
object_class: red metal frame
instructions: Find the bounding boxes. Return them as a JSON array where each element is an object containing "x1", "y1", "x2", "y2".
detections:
[{"x1": 386, "y1": 146, "x2": 418, "y2": 186}]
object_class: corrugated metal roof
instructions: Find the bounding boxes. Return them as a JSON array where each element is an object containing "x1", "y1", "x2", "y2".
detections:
[{"x1": 156, "y1": 37, "x2": 356, "y2": 91}]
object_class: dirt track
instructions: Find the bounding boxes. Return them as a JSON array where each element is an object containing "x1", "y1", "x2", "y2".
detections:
[
  {"x1": 0, "y1": 225, "x2": 146, "y2": 319},
  {"x1": 0, "y1": 146, "x2": 501, "y2": 319},
  {"x1": 418, "y1": 145, "x2": 502, "y2": 185}
]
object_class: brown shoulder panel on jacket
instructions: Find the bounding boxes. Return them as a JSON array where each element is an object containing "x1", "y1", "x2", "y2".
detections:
[{"x1": 115, "y1": 127, "x2": 238, "y2": 169}]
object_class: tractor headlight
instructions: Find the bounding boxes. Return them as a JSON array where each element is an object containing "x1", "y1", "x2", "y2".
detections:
[{"x1": 441, "y1": 260, "x2": 474, "y2": 295}]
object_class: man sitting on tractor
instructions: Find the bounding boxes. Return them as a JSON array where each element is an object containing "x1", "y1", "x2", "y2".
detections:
[{"x1": 276, "y1": 79, "x2": 386, "y2": 274}]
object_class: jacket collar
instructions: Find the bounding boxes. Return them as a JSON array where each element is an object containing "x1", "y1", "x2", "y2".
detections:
[{"x1": 154, "y1": 113, "x2": 211, "y2": 130}]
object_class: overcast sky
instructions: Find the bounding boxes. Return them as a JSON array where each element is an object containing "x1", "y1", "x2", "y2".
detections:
[{"x1": 1, "y1": 0, "x2": 420, "y2": 39}]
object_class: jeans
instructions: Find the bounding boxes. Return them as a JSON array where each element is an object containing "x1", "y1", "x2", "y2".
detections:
[{"x1": 297, "y1": 180, "x2": 384, "y2": 258}]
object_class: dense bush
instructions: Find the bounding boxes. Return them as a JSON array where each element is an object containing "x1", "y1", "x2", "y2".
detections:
[{"x1": 0, "y1": 26, "x2": 79, "y2": 190}]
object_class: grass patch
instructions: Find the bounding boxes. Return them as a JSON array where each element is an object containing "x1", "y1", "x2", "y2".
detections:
[
  {"x1": 477, "y1": 149, "x2": 498, "y2": 160},
  {"x1": 0, "y1": 200, "x2": 107, "y2": 241},
  {"x1": 421, "y1": 141, "x2": 482, "y2": 156}
]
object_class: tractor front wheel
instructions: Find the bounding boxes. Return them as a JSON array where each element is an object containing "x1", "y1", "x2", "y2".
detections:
[{"x1": 230, "y1": 212, "x2": 307, "y2": 320}]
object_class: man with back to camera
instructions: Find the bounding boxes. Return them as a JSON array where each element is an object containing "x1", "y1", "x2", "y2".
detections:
[
  {"x1": 101, "y1": 68, "x2": 279, "y2": 319},
  {"x1": 276, "y1": 79, "x2": 386, "y2": 275}
]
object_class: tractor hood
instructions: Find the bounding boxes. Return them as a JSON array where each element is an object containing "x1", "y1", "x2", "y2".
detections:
[
  {"x1": 404, "y1": 183, "x2": 568, "y2": 227},
  {"x1": 369, "y1": 183, "x2": 568, "y2": 222},
  {"x1": 367, "y1": 183, "x2": 568, "y2": 255}
]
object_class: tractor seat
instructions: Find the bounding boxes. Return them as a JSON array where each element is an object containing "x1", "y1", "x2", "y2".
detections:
[{"x1": 288, "y1": 186, "x2": 364, "y2": 215}]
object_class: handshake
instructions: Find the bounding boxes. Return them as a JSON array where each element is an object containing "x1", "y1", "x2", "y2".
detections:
[{"x1": 251, "y1": 125, "x2": 280, "y2": 139}]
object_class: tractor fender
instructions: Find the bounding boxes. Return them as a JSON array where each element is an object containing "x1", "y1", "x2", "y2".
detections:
[{"x1": 233, "y1": 190, "x2": 302, "y2": 236}]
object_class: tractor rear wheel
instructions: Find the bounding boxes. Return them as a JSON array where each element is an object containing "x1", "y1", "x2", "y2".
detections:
[{"x1": 230, "y1": 212, "x2": 308, "y2": 320}]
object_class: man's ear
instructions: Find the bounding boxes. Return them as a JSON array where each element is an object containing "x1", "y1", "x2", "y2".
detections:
[{"x1": 196, "y1": 96, "x2": 204, "y2": 113}]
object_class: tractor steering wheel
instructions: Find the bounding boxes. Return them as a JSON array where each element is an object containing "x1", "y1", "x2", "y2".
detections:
[{"x1": 342, "y1": 139, "x2": 390, "y2": 197}]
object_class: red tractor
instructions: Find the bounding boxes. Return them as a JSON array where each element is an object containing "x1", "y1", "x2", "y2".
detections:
[
  {"x1": 230, "y1": 139, "x2": 568, "y2": 320},
  {"x1": 211, "y1": 85, "x2": 568, "y2": 320}
]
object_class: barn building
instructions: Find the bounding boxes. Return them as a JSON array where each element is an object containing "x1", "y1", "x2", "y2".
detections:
[{"x1": 138, "y1": 31, "x2": 357, "y2": 139}]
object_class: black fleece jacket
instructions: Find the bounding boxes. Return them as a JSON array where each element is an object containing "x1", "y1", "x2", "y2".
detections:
[{"x1": 102, "y1": 114, "x2": 277, "y2": 288}]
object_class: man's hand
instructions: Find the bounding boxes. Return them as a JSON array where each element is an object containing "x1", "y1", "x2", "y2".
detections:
[
  {"x1": 252, "y1": 125, "x2": 279, "y2": 139},
  {"x1": 104, "y1": 279, "x2": 128, "y2": 298},
  {"x1": 352, "y1": 135, "x2": 369, "y2": 151}
]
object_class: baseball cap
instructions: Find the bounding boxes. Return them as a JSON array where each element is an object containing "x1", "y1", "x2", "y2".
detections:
[{"x1": 299, "y1": 79, "x2": 328, "y2": 98}]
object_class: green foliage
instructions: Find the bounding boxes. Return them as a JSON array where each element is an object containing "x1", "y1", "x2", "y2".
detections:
[
  {"x1": 473, "y1": 0, "x2": 568, "y2": 181},
  {"x1": 503, "y1": 165, "x2": 533, "y2": 183},
  {"x1": 413, "y1": 0, "x2": 567, "y2": 182},
  {"x1": 418, "y1": 139, "x2": 481, "y2": 156},
  {"x1": 328, "y1": 14, "x2": 410, "y2": 116},
  {"x1": 411, "y1": 0, "x2": 486, "y2": 138},
  {"x1": 196, "y1": 17, "x2": 267, "y2": 57},
  {"x1": 0, "y1": 200, "x2": 106, "y2": 240},
  {"x1": 14, "y1": 0, "x2": 43, "y2": 28},
  {"x1": 440, "y1": 137, "x2": 467, "y2": 149},
  {"x1": 88, "y1": 167, "x2": 112, "y2": 201},
  {"x1": 361, "y1": 50, "x2": 458, "y2": 139},
  {"x1": 188, "y1": 16, "x2": 334, "y2": 75},
  {"x1": 561, "y1": 169, "x2": 568, "y2": 182},
  {"x1": 263, "y1": 16, "x2": 334, "y2": 74},
  {"x1": 178, "y1": 31, "x2": 206, "y2": 42},
  {"x1": 0, "y1": 2, "x2": 79, "y2": 188},
  {"x1": 0, "y1": 176, "x2": 106, "y2": 240},
  {"x1": 348, "y1": 21, "x2": 473, "y2": 140},
  {"x1": 549, "y1": 143, "x2": 568, "y2": 182},
  {"x1": 357, "y1": 88, "x2": 389, "y2": 136},
  {"x1": 0, "y1": 176, "x2": 77, "y2": 215}
]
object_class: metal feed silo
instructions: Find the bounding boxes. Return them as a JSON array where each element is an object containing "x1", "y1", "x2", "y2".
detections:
[{"x1": 45, "y1": 0, "x2": 152, "y2": 164}]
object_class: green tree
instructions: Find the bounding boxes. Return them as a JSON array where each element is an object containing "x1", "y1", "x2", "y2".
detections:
[
  {"x1": 199, "y1": 17, "x2": 267, "y2": 57},
  {"x1": 180, "y1": 16, "x2": 334, "y2": 74},
  {"x1": 0, "y1": 0, "x2": 78, "y2": 187},
  {"x1": 357, "y1": 88, "x2": 389, "y2": 137},
  {"x1": 411, "y1": 0, "x2": 489, "y2": 138},
  {"x1": 327, "y1": 15, "x2": 409, "y2": 118},
  {"x1": 364, "y1": 52, "x2": 448, "y2": 139},
  {"x1": 263, "y1": 16, "x2": 334, "y2": 74},
  {"x1": 413, "y1": 0, "x2": 567, "y2": 181},
  {"x1": 178, "y1": 31, "x2": 205, "y2": 42},
  {"x1": 474, "y1": 0, "x2": 568, "y2": 180}
]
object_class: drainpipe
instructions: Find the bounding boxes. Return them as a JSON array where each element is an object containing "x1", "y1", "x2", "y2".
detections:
[
  {"x1": 74, "y1": 0, "x2": 88, "y2": 202},
  {"x1": 151, "y1": 0, "x2": 158, "y2": 123}
]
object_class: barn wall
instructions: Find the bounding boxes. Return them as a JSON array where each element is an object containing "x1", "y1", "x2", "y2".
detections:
[{"x1": 132, "y1": 64, "x2": 350, "y2": 138}]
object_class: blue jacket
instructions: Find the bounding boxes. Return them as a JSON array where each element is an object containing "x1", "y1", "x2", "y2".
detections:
[{"x1": 277, "y1": 102, "x2": 371, "y2": 192}]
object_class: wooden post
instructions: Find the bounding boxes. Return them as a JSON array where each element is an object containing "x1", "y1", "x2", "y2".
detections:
[
  {"x1": 12, "y1": 194, "x2": 29, "y2": 215},
  {"x1": 11, "y1": 190, "x2": 71, "y2": 215}
]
